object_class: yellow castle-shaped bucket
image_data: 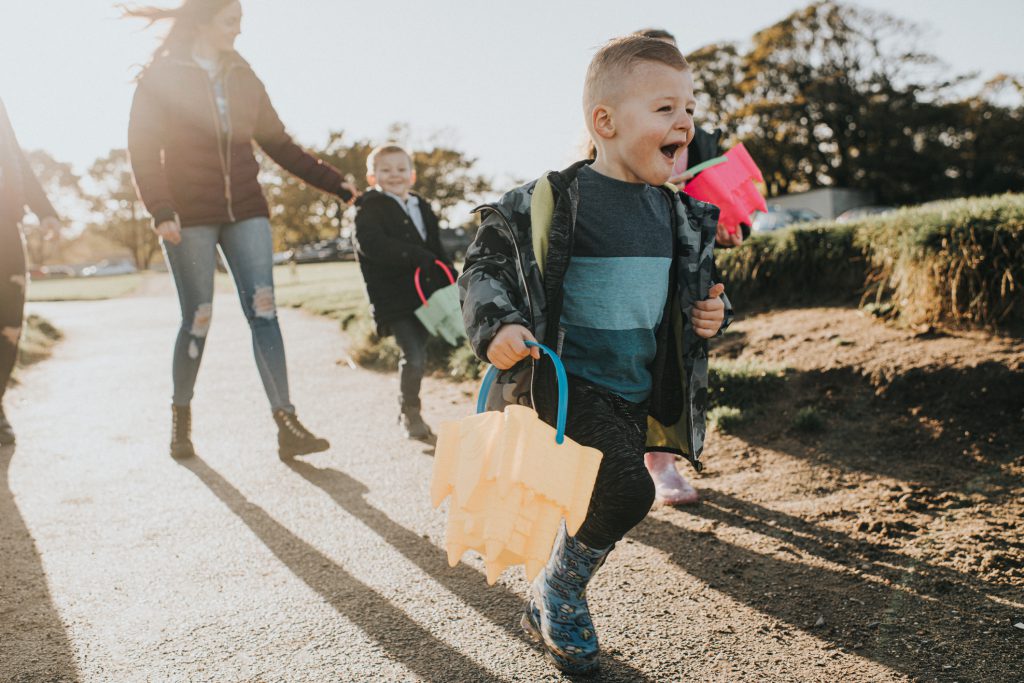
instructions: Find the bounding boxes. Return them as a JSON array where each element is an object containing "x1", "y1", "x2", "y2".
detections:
[{"x1": 431, "y1": 342, "x2": 602, "y2": 584}]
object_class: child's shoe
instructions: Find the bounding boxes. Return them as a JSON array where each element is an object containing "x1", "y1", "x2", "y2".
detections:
[
  {"x1": 521, "y1": 526, "x2": 610, "y2": 676},
  {"x1": 399, "y1": 406, "x2": 436, "y2": 445},
  {"x1": 644, "y1": 451, "x2": 698, "y2": 506}
]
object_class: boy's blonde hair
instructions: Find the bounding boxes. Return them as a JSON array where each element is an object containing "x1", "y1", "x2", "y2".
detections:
[
  {"x1": 583, "y1": 35, "x2": 689, "y2": 115},
  {"x1": 366, "y1": 144, "x2": 414, "y2": 174}
]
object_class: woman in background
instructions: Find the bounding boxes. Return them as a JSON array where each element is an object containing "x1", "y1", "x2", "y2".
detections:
[{"x1": 125, "y1": 0, "x2": 358, "y2": 460}]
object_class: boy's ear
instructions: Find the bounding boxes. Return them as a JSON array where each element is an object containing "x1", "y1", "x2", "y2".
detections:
[
  {"x1": 366, "y1": 172, "x2": 376, "y2": 186},
  {"x1": 591, "y1": 104, "x2": 615, "y2": 140},
  {"x1": 410, "y1": 169, "x2": 417, "y2": 186}
]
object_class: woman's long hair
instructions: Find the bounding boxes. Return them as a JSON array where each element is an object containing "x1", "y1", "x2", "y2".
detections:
[{"x1": 121, "y1": 0, "x2": 236, "y2": 69}]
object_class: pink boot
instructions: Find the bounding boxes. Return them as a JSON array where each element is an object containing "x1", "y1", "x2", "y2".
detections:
[{"x1": 645, "y1": 451, "x2": 699, "y2": 506}]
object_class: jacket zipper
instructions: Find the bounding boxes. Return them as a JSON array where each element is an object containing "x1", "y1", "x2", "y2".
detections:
[
  {"x1": 200, "y1": 62, "x2": 235, "y2": 222},
  {"x1": 223, "y1": 66, "x2": 235, "y2": 222}
]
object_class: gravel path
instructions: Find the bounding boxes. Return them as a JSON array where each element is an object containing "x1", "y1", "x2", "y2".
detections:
[{"x1": 1, "y1": 288, "x2": 955, "y2": 682}]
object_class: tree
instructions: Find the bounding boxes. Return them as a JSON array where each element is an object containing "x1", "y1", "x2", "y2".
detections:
[
  {"x1": 686, "y1": 1, "x2": 1024, "y2": 203},
  {"x1": 87, "y1": 149, "x2": 160, "y2": 270},
  {"x1": 22, "y1": 150, "x2": 81, "y2": 266}
]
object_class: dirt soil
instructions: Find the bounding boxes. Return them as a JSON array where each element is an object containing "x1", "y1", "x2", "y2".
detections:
[{"x1": 683, "y1": 306, "x2": 1024, "y2": 680}]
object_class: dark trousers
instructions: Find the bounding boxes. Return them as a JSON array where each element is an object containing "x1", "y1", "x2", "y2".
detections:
[
  {"x1": 0, "y1": 221, "x2": 26, "y2": 403},
  {"x1": 565, "y1": 377, "x2": 655, "y2": 549},
  {"x1": 390, "y1": 314, "x2": 429, "y2": 411}
]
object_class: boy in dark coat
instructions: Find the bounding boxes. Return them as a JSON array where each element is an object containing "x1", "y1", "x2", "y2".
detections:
[{"x1": 354, "y1": 145, "x2": 457, "y2": 443}]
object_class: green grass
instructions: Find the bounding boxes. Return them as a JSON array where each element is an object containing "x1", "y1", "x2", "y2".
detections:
[
  {"x1": 272, "y1": 261, "x2": 368, "y2": 328},
  {"x1": 709, "y1": 406, "x2": 745, "y2": 432},
  {"x1": 793, "y1": 406, "x2": 826, "y2": 433},
  {"x1": 708, "y1": 360, "x2": 787, "y2": 410},
  {"x1": 272, "y1": 261, "x2": 489, "y2": 382},
  {"x1": 27, "y1": 273, "x2": 144, "y2": 301}
]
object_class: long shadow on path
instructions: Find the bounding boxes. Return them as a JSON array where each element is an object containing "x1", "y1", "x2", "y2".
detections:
[
  {"x1": 288, "y1": 460, "x2": 659, "y2": 683},
  {"x1": 0, "y1": 445, "x2": 80, "y2": 683},
  {"x1": 634, "y1": 489, "x2": 1022, "y2": 682},
  {"x1": 182, "y1": 457, "x2": 502, "y2": 682}
]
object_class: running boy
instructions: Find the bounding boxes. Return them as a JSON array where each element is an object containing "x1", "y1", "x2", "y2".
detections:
[
  {"x1": 459, "y1": 36, "x2": 730, "y2": 674},
  {"x1": 354, "y1": 145, "x2": 457, "y2": 443}
]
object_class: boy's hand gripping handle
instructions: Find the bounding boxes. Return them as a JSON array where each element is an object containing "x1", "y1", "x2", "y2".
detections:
[{"x1": 476, "y1": 341, "x2": 568, "y2": 445}]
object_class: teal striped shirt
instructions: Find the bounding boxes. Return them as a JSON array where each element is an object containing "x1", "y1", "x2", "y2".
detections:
[{"x1": 560, "y1": 166, "x2": 673, "y2": 403}]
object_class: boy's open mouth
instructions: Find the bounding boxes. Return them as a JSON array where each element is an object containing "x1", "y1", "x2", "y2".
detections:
[{"x1": 660, "y1": 143, "x2": 682, "y2": 160}]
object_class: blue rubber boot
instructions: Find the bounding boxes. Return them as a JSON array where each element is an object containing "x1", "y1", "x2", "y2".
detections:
[{"x1": 521, "y1": 526, "x2": 612, "y2": 676}]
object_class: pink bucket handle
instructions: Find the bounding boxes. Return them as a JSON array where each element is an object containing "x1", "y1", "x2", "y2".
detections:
[{"x1": 414, "y1": 259, "x2": 455, "y2": 307}]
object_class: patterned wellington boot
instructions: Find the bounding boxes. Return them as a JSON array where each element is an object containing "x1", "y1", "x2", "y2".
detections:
[{"x1": 521, "y1": 526, "x2": 612, "y2": 676}]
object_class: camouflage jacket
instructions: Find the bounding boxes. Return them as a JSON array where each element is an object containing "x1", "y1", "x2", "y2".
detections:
[{"x1": 459, "y1": 161, "x2": 731, "y2": 470}]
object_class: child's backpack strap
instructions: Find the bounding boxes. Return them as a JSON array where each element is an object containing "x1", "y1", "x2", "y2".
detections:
[{"x1": 530, "y1": 175, "x2": 555, "y2": 276}]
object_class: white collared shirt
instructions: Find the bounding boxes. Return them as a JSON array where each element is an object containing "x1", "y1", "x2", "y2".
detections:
[{"x1": 383, "y1": 190, "x2": 427, "y2": 241}]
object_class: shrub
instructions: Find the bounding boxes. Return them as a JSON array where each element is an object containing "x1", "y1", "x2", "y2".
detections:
[
  {"x1": 717, "y1": 224, "x2": 864, "y2": 307},
  {"x1": 857, "y1": 194, "x2": 1024, "y2": 328},
  {"x1": 793, "y1": 406, "x2": 825, "y2": 433},
  {"x1": 708, "y1": 360, "x2": 787, "y2": 410},
  {"x1": 716, "y1": 193, "x2": 1024, "y2": 330},
  {"x1": 8, "y1": 315, "x2": 62, "y2": 388},
  {"x1": 709, "y1": 406, "x2": 745, "y2": 432}
]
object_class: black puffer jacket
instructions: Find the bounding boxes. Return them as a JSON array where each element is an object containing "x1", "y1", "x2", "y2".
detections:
[{"x1": 353, "y1": 190, "x2": 457, "y2": 328}]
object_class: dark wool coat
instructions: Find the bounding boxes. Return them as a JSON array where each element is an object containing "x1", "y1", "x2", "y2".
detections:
[{"x1": 353, "y1": 190, "x2": 457, "y2": 328}]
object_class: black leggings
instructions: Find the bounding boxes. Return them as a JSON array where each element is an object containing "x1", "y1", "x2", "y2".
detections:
[
  {"x1": 565, "y1": 377, "x2": 655, "y2": 549},
  {"x1": 0, "y1": 221, "x2": 26, "y2": 402}
]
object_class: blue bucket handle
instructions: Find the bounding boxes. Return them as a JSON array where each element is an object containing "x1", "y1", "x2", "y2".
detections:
[{"x1": 476, "y1": 341, "x2": 568, "y2": 445}]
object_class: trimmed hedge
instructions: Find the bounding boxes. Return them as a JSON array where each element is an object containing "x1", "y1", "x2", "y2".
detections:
[{"x1": 718, "y1": 193, "x2": 1024, "y2": 329}]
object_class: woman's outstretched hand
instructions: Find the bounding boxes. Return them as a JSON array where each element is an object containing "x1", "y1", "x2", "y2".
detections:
[{"x1": 338, "y1": 180, "x2": 360, "y2": 205}]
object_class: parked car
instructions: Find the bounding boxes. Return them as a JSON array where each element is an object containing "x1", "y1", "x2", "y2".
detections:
[
  {"x1": 291, "y1": 237, "x2": 354, "y2": 264},
  {"x1": 751, "y1": 207, "x2": 823, "y2": 233},
  {"x1": 440, "y1": 226, "x2": 475, "y2": 261},
  {"x1": 272, "y1": 249, "x2": 294, "y2": 265},
  {"x1": 80, "y1": 259, "x2": 137, "y2": 277},
  {"x1": 835, "y1": 205, "x2": 896, "y2": 223},
  {"x1": 30, "y1": 264, "x2": 78, "y2": 279}
]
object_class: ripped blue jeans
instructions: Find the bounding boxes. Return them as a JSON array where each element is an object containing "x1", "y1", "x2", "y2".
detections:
[{"x1": 162, "y1": 217, "x2": 293, "y2": 413}]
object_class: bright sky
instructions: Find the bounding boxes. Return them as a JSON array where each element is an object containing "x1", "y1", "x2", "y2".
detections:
[{"x1": 1, "y1": 0, "x2": 1021, "y2": 210}]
